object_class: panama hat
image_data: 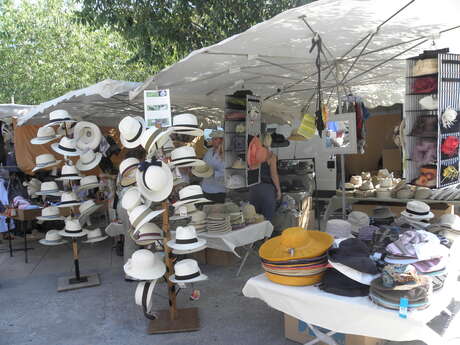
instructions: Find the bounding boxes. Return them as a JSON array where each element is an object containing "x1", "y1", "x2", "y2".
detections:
[
  {"x1": 58, "y1": 192, "x2": 81, "y2": 208},
  {"x1": 169, "y1": 259, "x2": 207, "y2": 284},
  {"x1": 78, "y1": 200, "x2": 102, "y2": 218},
  {"x1": 136, "y1": 160, "x2": 174, "y2": 202},
  {"x1": 44, "y1": 109, "x2": 76, "y2": 127},
  {"x1": 76, "y1": 150, "x2": 102, "y2": 171},
  {"x1": 172, "y1": 185, "x2": 210, "y2": 208},
  {"x1": 55, "y1": 164, "x2": 81, "y2": 181},
  {"x1": 325, "y1": 219, "x2": 353, "y2": 239},
  {"x1": 259, "y1": 227, "x2": 333, "y2": 261},
  {"x1": 119, "y1": 158, "x2": 140, "y2": 187},
  {"x1": 119, "y1": 116, "x2": 145, "y2": 148},
  {"x1": 135, "y1": 280, "x2": 157, "y2": 317},
  {"x1": 167, "y1": 225, "x2": 206, "y2": 251},
  {"x1": 140, "y1": 127, "x2": 172, "y2": 157},
  {"x1": 168, "y1": 146, "x2": 205, "y2": 168},
  {"x1": 32, "y1": 153, "x2": 62, "y2": 172},
  {"x1": 121, "y1": 187, "x2": 143, "y2": 212},
  {"x1": 73, "y1": 121, "x2": 102, "y2": 151},
  {"x1": 51, "y1": 136, "x2": 81, "y2": 157},
  {"x1": 371, "y1": 206, "x2": 395, "y2": 220},
  {"x1": 191, "y1": 163, "x2": 214, "y2": 178},
  {"x1": 36, "y1": 181, "x2": 62, "y2": 196},
  {"x1": 59, "y1": 218, "x2": 88, "y2": 238},
  {"x1": 31, "y1": 126, "x2": 62, "y2": 145},
  {"x1": 132, "y1": 223, "x2": 163, "y2": 245},
  {"x1": 401, "y1": 200, "x2": 434, "y2": 220},
  {"x1": 129, "y1": 205, "x2": 164, "y2": 232},
  {"x1": 170, "y1": 113, "x2": 204, "y2": 137},
  {"x1": 412, "y1": 58, "x2": 438, "y2": 77},
  {"x1": 37, "y1": 206, "x2": 65, "y2": 221},
  {"x1": 83, "y1": 228, "x2": 108, "y2": 243},
  {"x1": 39, "y1": 230, "x2": 67, "y2": 246},
  {"x1": 174, "y1": 203, "x2": 197, "y2": 215},
  {"x1": 77, "y1": 175, "x2": 100, "y2": 191},
  {"x1": 123, "y1": 249, "x2": 166, "y2": 280}
]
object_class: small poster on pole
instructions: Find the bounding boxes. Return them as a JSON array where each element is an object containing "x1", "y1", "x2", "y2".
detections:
[{"x1": 144, "y1": 89, "x2": 172, "y2": 128}]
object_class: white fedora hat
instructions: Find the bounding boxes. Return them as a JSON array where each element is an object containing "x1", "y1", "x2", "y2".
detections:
[
  {"x1": 136, "y1": 160, "x2": 173, "y2": 202},
  {"x1": 135, "y1": 280, "x2": 157, "y2": 317},
  {"x1": 32, "y1": 153, "x2": 62, "y2": 172},
  {"x1": 191, "y1": 163, "x2": 214, "y2": 178},
  {"x1": 328, "y1": 260, "x2": 379, "y2": 286},
  {"x1": 44, "y1": 109, "x2": 76, "y2": 127},
  {"x1": 123, "y1": 249, "x2": 166, "y2": 280},
  {"x1": 83, "y1": 228, "x2": 108, "y2": 243},
  {"x1": 133, "y1": 223, "x2": 163, "y2": 245},
  {"x1": 36, "y1": 181, "x2": 63, "y2": 196},
  {"x1": 347, "y1": 211, "x2": 369, "y2": 235},
  {"x1": 169, "y1": 259, "x2": 207, "y2": 284},
  {"x1": 325, "y1": 219, "x2": 353, "y2": 239},
  {"x1": 140, "y1": 127, "x2": 172, "y2": 157},
  {"x1": 173, "y1": 185, "x2": 210, "y2": 208},
  {"x1": 59, "y1": 218, "x2": 88, "y2": 238},
  {"x1": 170, "y1": 113, "x2": 204, "y2": 137},
  {"x1": 167, "y1": 225, "x2": 206, "y2": 251},
  {"x1": 77, "y1": 175, "x2": 100, "y2": 191},
  {"x1": 121, "y1": 187, "x2": 143, "y2": 212},
  {"x1": 401, "y1": 200, "x2": 434, "y2": 220},
  {"x1": 39, "y1": 230, "x2": 67, "y2": 246},
  {"x1": 24, "y1": 178, "x2": 42, "y2": 198},
  {"x1": 73, "y1": 121, "x2": 102, "y2": 151},
  {"x1": 55, "y1": 164, "x2": 81, "y2": 181},
  {"x1": 76, "y1": 150, "x2": 102, "y2": 171},
  {"x1": 119, "y1": 116, "x2": 145, "y2": 148},
  {"x1": 119, "y1": 157, "x2": 140, "y2": 187},
  {"x1": 129, "y1": 205, "x2": 164, "y2": 232},
  {"x1": 58, "y1": 191, "x2": 81, "y2": 208},
  {"x1": 37, "y1": 206, "x2": 64, "y2": 221},
  {"x1": 439, "y1": 214, "x2": 460, "y2": 231},
  {"x1": 78, "y1": 199, "x2": 102, "y2": 218},
  {"x1": 168, "y1": 146, "x2": 205, "y2": 168},
  {"x1": 31, "y1": 126, "x2": 62, "y2": 145},
  {"x1": 51, "y1": 136, "x2": 81, "y2": 157}
]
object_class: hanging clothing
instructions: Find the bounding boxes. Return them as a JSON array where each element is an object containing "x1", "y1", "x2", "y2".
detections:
[
  {"x1": 0, "y1": 178, "x2": 9, "y2": 233},
  {"x1": 201, "y1": 148, "x2": 225, "y2": 194}
]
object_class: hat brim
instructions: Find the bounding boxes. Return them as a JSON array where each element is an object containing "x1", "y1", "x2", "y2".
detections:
[
  {"x1": 264, "y1": 271, "x2": 324, "y2": 286},
  {"x1": 78, "y1": 183, "x2": 101, "y2": 191},
  {"x1": 83, "y1": 235, "x2": 108, "y2": 243},
  {"x1": 145, "y1": 130, "x2": 172, "y2": 156},
  {"x1": 123, "y1": 259, "x2": 166, "y2": 280},
  {"x1": 136, "y1": 164, "x2": 173, "y2": 203},
  {"x1": 58, "y1": 229, "x2": 88, "y2": 238},
  {"x1": 173, "y1": 197, "x2": 211, "y2": 208},
  {"x1": 43, "y1": 119, "x2": 77, "y2": 128},
  {"x1": 172, "y1": 244, "x2": 207, "y2": 255},
  {"x1": 36, "y1": 190, "x2": 63, "y2": 196},
  {"x1": 169, "y1": 273, "x2": 207, "y2": 284},
  {"x1": 383, "y1": 256, "x2": 420, "y2": 265},
  {"x1": 167, "y1": 238, "x2": 206, "y2": 251},
  {"x1": 170, "y1": 126, "x2": 204, "y2": 137},
  {"x1": 57, "y1": 201, "x2": 81, "y2": 208},
  {"x1": 76, "y1": 152, "x2": 102, "y2": 171},
  {"x1": 51, "y1": 143, "x2": 81, "y2": 157},
  {"x1": 134, "y1": 236, "x2": 163, "y2": 246},
  {"x1": 135, "y1": 280, "x2": 156, "y2": 312},
  {"x1": 74, "y1": 121, "x2": 102, "y2": 151},
  {"x1": 31, "y1": 136, "x2": 61, "y2": 145},
  {"x1": 39, "y1": 239, "x2": 67, "y2": 246},
  {"x1": 191, "y1": 167, "x2": 214, "y2": 178},
  {"x1": 79, "y1": 204, "x2": 102, "y2": 218},
  {"x1": 32, "y1": 160, "x2": 62, "y2": 172},
  {"x1": 55, "y1": 175, "x2": 82, "y2": 181},
  {"x1": 328, "y1": 260, "x2": 379, "y2": 285},
  {"x1": 132, "y1": 209, "x2": 165, "y2": 232},
  {"x1": 168, "y1": 159, "x2": 205, "y2": 168},
  {"x1": 37, "y1": 215, "x2": 65, "y2": 221},
  {"x1": 120, "y1": 117, "x2": 145, "y2": 149},
  {"x1": 400, "y1": 210, "x2": 434, "y2": 220}
]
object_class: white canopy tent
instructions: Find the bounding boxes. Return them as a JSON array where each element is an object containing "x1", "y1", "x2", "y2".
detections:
[
  {"x1": 0, "y1": 104, "x2": 34, "y2": 122},
  {"x1": 130, "y1": 0, "x2": 460, "y2": 123}
]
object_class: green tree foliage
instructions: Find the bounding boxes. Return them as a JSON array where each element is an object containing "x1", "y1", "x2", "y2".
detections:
[
  {"x1": 0, "y1": 0, "x2": 154, "y2": 105},
  {"x1": 76, "y1": 0, "x2": 316, "y2": 67}
]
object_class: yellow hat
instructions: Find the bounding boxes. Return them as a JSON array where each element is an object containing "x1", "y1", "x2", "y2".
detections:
[
  {"x1": 259, "y1": 227, "x2": 333, "y2": 261},
  {"x1": 264, "y1": 271, "x2": 325, "y2": 286}
]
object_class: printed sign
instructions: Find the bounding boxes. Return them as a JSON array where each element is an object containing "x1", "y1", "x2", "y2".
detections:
[{"x1": 144, "y1": 89, "x2": 171, "y2": 128}]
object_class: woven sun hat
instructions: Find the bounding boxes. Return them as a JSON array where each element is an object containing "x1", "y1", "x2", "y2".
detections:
[
  {"x1": 118, "y1": 116, "x2": 146, "y2": 149},
  {"x1": 129, "y1": 204, "x2": 164, "y2": 233},
  {"x1": 55, "y1": 164, "x2": 81, "y2": 181},
  {"x1": 135, "y1": 280, "x2": 157, "y2": 315},
  {"x1": 37, "y1": 206, "x2": 64, "y2": 221},
  {"x1": 347, "y1": 211, "x2": 370, "y2": 235},
  {"x1": 119, "y1": 157, "x2": 140, "y2": 187},
  {"x1": 73, "y1": 121, "x2": 102, "y2": 151},
  {"x1": 83, "y1": 228, "x2": 108, "y2": 243},
  {"x1": 439, "y1": 214, "x2": 460, "y2": 231},
  {"x1": 31, "y1": 126, "x2": 62, "y2": 145},
  {"x1": 124, "y1": 249, "x2": 166, "y2": 280},
  {"x1": 77, "y1": 175, "x2": 100, "y2": 191},
  {"x1": 39, "y1": 230, "x2": 67, "y2": 246},
  {"x1": 169, "y1": 259, "x2": 207, "y2": 284},
  {"x1": 78, "y1": 200, "x2": 102, "y2": 218},
  {"x1": 414, "y1": 187, "x2": 433, "y2": 200},
  {"x1": 168, "y1": 146, "x2": 205, "y2": 168},
  {"x1": 140, "y1": 127, "x2": 172, "y2": 157},
  {"x1": 132, "y1": 223, "x2": 163, "y2": 245},
  {"x1": 44, "y1": 109, "x2": 76, "y2": 127},
  {"x1": 376, "y1": 188, "x2": 392, "y2": 199},
  {"x1": 401, "y1": 200, "x2": 434, "y2": 220},
  {"x1": 59, "y1": 217, "x2": 88, "y2": 238},
  {"x1": 412, "y1": 58, "x2": 438, "y2": 77},
  {"x1": 350, "y1": 175, "x2": 362, "y2": 187},
  {"x1": 136, "y1": 159, "x2": 174, "y2": 202},
  {"x1": 170, "y1": 113, "x2": 204, "y2": 137},
  {"x1": 76, "y1": 150, "x2": 102, "y2": 171},
  {"x1": 191, "y1": 163, "x2": 214, "y2": 178},
  {"x1": 32, "y1": 153, "x2": 62, "y2": 172},
  {"x1": 172, "y1": 185, "x2": 210, "y2": 208},
  {"x1": 167, "y1": 225, "x2": 206, "y2": 251},
  {"x1": 379, "y1": 177, "x2": 393, "y2": 188},
  {"x1": 121, "y1": 187, "x2": 143, "y2": 212},
  {"x1": 51, "y1": 136, "x2": 81, "y2": 157},
  {"x1": 36, "y1": 181, "x2": 62, "y2": 196},
  {"x1": 419, "y1": 95, "x2": 438, "y2": 110},
  {"x1": 325, "y1": 219, "x2": 353, "y2": 239},
  {"x1": 57, "y1": 192, "x2": 81, "y2": 208}
]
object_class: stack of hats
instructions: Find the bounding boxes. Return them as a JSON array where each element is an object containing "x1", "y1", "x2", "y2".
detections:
[
  {"x1": 188, "y1": 210, "x2": 207, "y2": 233},
  {"x1": 347, "y1": 211, "x2": 370, "y2": 236},
  {"x1": 336, "y1": 182, "x2": 356, "y2": 197},
  {"x1": 396, "y1": 200, "x2": 434, "y2": 229},
  {"x1": 355, "y1": 181, "x2": 376, "y2": 198},
  {"x1": 173, "y1": 185, "x2": 210, "y2": 209},
  {"x1": 242, "y1": 203, "x2": 264, "y2": 224},
  {"x1": 230, "y1": 212, "x2": 245, "y2": 229},
  {"x1": 370, "y1": 264, "x2": 432, "y2": 311},
  {"x1": 259, "y1": 227, "x2": 333, "y2": 286},
  {"x1": 206, "y1": 214, "x2": 232, "y2": 233}
]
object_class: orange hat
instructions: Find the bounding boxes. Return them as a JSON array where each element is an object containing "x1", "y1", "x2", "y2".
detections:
[{"x1": 247, "y1": 136, "x2": 268, "y2": 169}]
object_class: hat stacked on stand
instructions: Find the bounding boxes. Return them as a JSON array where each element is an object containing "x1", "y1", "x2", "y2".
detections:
[
  {"x1": 39, "y1": 230, "x2": 67, "y2": 246},
  {"x1": 371, "y1": 206, "x2": 395, "y2": 226}
]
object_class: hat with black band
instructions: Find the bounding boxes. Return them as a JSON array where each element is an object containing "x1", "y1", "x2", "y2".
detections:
[{"x1": 169, "y1": 259, "x2": 208, "y2": 284}]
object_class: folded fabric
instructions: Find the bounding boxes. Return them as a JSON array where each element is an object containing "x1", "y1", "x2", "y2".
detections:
[
  {"x1": 320, "y1": 268, "x2": 369, "y2": 297},
  {"x1": 412, "y1": 246, "x2": 449, "y2": 273},
  {"x1": 328, "y1": 238, "x2": 378, "y2": 274},
  {"x1": 386, "y1": 230, "x2": 442, "y2": 261},
  {"x1": 412, "y1": 76, "x2": 438, "y2": 94}
]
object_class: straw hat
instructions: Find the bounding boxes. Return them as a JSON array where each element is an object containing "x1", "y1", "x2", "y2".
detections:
[
  {"x1": 135, "y1": 280, "x2": 157, "y2": 315},
  {"x1": 419, "y1": 95, "x2": 438, "y2": 110},
  {"x1": 76, "y1": 150, "x2": 102, "y2": 171},
  {"x1": 169, "y1": 259, "x2": 207, "y2": 284},
  {"x1": 121, "y1": 187, "x2": 143, "y2": 212},
  {"x1": 376, "y1": 188, "x2": 392, "y2": 199},
  {"x1": 439, "y1": 214, "x2": 460, "y2": 231},
  {"x1": 359, "y1": 180, "x2": 374, "y2": 191},
  {"x1": 133, "y1": 223, "x2": 163, "y2": 245},
  {"x1": 412, "y1": 58, "x2": 438, "y2": 77},
  {"x1": 37, "y1": 206, "x2": 64, "y2": 221},
  {"x1": 350, "y1": 175, "x2": 362, "y2": 187},
  {"x1": 328, "y1": 261, "x2": 379, "y2": 286},
  {"x1": 57, "y1": 192, "x2": 81, "y2": 208},
  {"x1": 73, "y1": 121, "x2": 102, "y2": 151},
  {"x1": 414, "y1": 187, "x2": 432, "y2": 200},
  {"x1": 44, "y1": 109, "x2": 76, "y2": 127},
  {"x1": 136, "y1": 160, "x2": 174, "y2": 202},
  {"x1": 129, "y1": 205, "x2": 164, "y2": 232},
  {"x1": 371, "y1": 206, "x2": 395, "y2": 219},
  {"x1": 401, "y1": 200, "x2": 434, "y2": 220},
  {"x1": 39, "y1": 230, "x2": 67, "y2": 246},
  {"x1": 59, "y1": 218, "x2": 88, "y2": 238},
  {"x1": 140, "y1": 127, "x2": 172, "y2": 157},
  {"x1": 396, "y1": 189, "x2": 415, "y2": 199},
  {"x1": 32, "y1": 153, "x2": 62, "y2": 172},
  {"x1": 168, "y1": 146, "x2": 205, "y2": 168},
  {"x1": 191, "y1": 163, "x2": 214, "y2": 178},
  {"x1": 123, "y1": 249, "x2": 166, "y2": 280},
  {"x1": 119, "y1": 158, "x2": 140, "y2": 187},
  {"x1": 325, "y1": 219, "x2": 353, "y2": 239},
  {"x1": 167, "y1": 225, "x2": 206, "y2": 251},
  {"x1": 83, "y1": 228, "x2": 108, "y2": 243},
  {"x1": 259, "y1": 227, "x2": 333, "y2": 261},
  {"x1": 36, "y1": 181, "x2": 62, "y2": 196},
  {"x1": 377, "y1": 169, "x2": 391, "y2": 179},
  {"x1": 347, "y1": 211, "x2": 370, "y2": 235},
  {"x1": 172, "y1": 185, "x2": 210, "y2": 208},
  {"x1": 77, "y1": 175, "x2": 100, "y2": 191},
  {"x1": 379, "y1": 177, "x2": 393, "y2": 188},
  {"x1": 51, "y1": 136, "x2": 81, "y2": 157},
  {"x1": 55, "y1": 164, "x2": 81, "y2": 181},
  {"x1": 170, "y1": 113, "x2": 204, "y2": 137},
  {"x1": 78, "y1": 200, "x2": 102, "y2": 218},
  {"x1": 31, "y1": 126, "x2": 62, "y2": 145},
  {"x1": 118, "y1": 116, "x2": 145, "y2": 148}
]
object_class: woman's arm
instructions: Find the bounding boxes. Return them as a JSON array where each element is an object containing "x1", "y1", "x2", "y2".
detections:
[{"x1": 269, "y1": 154, "x2": 282, "y2": 200}]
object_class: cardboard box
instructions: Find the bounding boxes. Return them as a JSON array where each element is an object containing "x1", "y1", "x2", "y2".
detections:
[
  {"x1": 284, "y1": 314, "x2": 384, "y2": 345},
  {"x1": 352, "y1": 202, "x2": 454, "y2": 218},
  {"x1": 205, "y1": 248, "x2": 238, "y2": 266}
]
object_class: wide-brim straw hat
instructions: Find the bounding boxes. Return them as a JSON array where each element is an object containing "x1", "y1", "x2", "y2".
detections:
[
  {"x1": 79, "y1": 202, "x2": 102, "y2": 218},
  {"x1": 77, "y1": 176, "x2": 101, "y2": 191},
  {"x1": 73, "y1": 121, "x2": 102, "y2": 151},
  {"x1": 39, "y1": 238, "x2": 67, "y2": 246},
  {"x1": 119, "y1": 116, "x2": 146, "y2": 149},
  {"x1": 412, "y1": 58, "x2": 438, "y2": 77},
  {"x1": 76, "y1": 151, "x2": 102, "y2": 171},
  {"x1": 167, "y1": 238, "x2": 207, "y2": 252},
  {"x1": 169, "y1": 272, "x2": 208, "y2": 284},
  {"x1": 31, "y1": 127, "x2": 62, "y2": 145},
  {"x1": 32, "y1": 155, "x2": 62, "y2": 172},
  {"x1": 259, "y1": 227, "x2": 333, "y2": 261},
  {"x1": 264, "y1": 271, "x2": 325, "y2": 286},
  {"x1": 135, "y1": 280, "x2": 157, "y2": 314},
  {"x1": 123, "y1": 252, "x2": 166, "y2": 280},
  {"x1": 51, "y1": 137, "x2": 81, "y2": 157},
  {"x1": 59, "y1": 228, "x2": 89, "y2": 238},
  {"x1": 83, "y1": 229, "x2": 108, "y2": 243},
  {"x1": 136, "y1": 161, "x2": 174, "y2": 203},
  {"x1": 401, "y1": 200, "x2": 434, "y2": 220},
  {"x1": 191, "y1": 163, "x2": 214, "y2": 178}
]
